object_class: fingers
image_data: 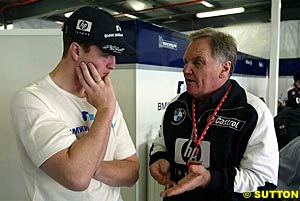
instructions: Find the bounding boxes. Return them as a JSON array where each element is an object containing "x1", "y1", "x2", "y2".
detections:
[
  {"x1": 160, "y1": 173, "x2": 197, "y2": 198},
  {"x1": 77, "y1": 62, "x2": 102, "y2": 87},
  {"x1": 160, "y1": 182, "x2": 188, "y2": 198},
  {"x1": 75, "y1": 62, "x2": 116, "y2": 110},
  {"x1": 76, "y1": 66, "x2": 90, "y2": 89},
  {"x1": 159, "y1": 163, "x2": 170, "y2": 176},
  {"x1": 150, "y1": 164, "x2": 165, "y2": 184},
  {"x1": 150, "y1": 168, "x2": 162, "y2": 181},
  {"x1": 189, "y1": 164, "x2": 211, "y2": 187},
  {"x1": 150, "y1": 159, "x2": 177, "y2": 187},
  {"x1": 158, "y1": 175, "x2": 176, "y2": 186},
  {"x1": 189, "y1": 163, "x2": 204, "y2": 174},
  {"x1": 150, "y1": 159, "x2": 169, "y2": 183},
  {"x1": 164, "y1": 180, "x2": 177, "y2": 189},
  {"x1": 102, "y1": 74, "x2": 112, "y2": 86},
  {"x1": 87, "y1": 62, "x2": 102, "y2": 84},
  {"x1": 160, "y1": 166, "x2": 211, "y2": 198}
]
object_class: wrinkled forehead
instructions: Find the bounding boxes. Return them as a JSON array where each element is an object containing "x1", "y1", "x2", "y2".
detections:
[{"x1": 184, "y1": 38, "x2": 213, "y2": 58}]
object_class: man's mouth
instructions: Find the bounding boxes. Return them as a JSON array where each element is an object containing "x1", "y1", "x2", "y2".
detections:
[{"x1": 185, "y1": 78, "x2": 196, "y2": 83}]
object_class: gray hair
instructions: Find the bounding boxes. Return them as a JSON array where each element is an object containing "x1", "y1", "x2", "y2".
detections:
[{"x1": 189, "y1": 27, "x2": 237, "y2": 75}]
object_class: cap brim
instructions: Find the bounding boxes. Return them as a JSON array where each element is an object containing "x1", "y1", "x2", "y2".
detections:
[{"x1": 99, "y1": 38, "x2": 136, "y2": 56}]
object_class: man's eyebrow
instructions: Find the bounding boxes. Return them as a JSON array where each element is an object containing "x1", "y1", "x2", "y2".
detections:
[{"x1": 189, "y1": 56, "x2": 203, "y2": 62}]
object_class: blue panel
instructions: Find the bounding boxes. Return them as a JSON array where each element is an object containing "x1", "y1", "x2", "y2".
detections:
[
  {"x1": 234, "y1": 53, "x2": 269, "y2": 76},
  {"x1": 234, "y1": 56, "x2": 300, "y2": 77},
  {"x1": 136, "y1": 20, "x2": 188, "y2": 68},
  {"x1": 118, "y1": 20, "x2": 300, "y2": 75},
  {"x1": 118, "y1": 20, "x2": 188, "y2": 67},
  {"x1": 279, "y1": 58, "x2": 300, "y2": 76}
]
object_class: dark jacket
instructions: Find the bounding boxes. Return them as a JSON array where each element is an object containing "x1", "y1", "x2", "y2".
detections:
[
  {"x1": 274, "y1": 107, "x2": 300, "y2": 150},
  {"x1": 150, "y1": 79, "x2": 278, "y2": 201}
]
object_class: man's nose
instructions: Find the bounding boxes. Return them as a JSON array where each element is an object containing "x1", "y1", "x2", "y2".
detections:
[
  {"x1": 183, "y1": 62, "x2": 192, "y2": 74},
  {"x1": 107, "y1": 55, "x2": 116, "y2": 70}
]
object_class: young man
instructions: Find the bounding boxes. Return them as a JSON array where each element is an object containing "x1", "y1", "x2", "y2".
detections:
[
  {"x1": 149, "y1": 28, "x2": 278, "y2": 200},
  {"x1": 285, "y1": 71, "x2": 300, "y2": 108},
  {"x1": 11, "y1": 6, "x2": 139, "y2": 201}
]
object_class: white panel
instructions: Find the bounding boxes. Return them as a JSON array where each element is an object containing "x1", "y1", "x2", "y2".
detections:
[
  {"x1": 135, "y1": 65, "x2": 185, "y2": 201},
  {"x1": 111, "y1": 66, "x2": 137, "y2": 144},
  {"x1": 216, "y1": 23, "x2": 271, "y2": 59},
  {"x1": 0, "y1": 29, "x2": 62, "y2": 201},
  {"x1": 231, "y1": 75, "x2": 294, "y2": 109},
  {"x1": 232, "y1": 75, "x2": 269, "y2": 101},
  {"x1": 280, "y1": 21, "x2": 300, "y2": 58},
  {"x1": 110, "y1": 67, "x2": 137, "y2": 201}
]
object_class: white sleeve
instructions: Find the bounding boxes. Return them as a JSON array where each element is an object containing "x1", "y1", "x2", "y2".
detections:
[
  {"x1": 11, "y1": 90, "x2": 76, "y2": 167},
  {"x1": 234, "y1": 95, "x2": 279, "y2": 192}
]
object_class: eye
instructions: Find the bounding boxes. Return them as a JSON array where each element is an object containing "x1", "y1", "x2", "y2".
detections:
[
  {"x1": 100, "y1": 53, "x2": 111, "y2": 59},
  {"x1": 193, "y1": 59, "x2": 202, "y2": 66},
  {"x1": 100, "y1": 49, "x2": 112, "y2": 57}
]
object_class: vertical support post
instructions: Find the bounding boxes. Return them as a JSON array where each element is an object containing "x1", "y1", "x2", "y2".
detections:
[{"x1": 268, "y1": 0, "x2": 281, "y2": 116}]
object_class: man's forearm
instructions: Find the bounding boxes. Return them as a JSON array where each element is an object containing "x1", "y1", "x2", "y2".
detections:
[
  {"x1": 40, "y1": 110, "x2": 113, "y2": 191},
  {"x1": 93, "y1": 155, "x2": 139, "y2": 187}
]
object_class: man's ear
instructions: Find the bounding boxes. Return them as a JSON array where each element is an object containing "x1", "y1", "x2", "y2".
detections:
[
  {"x1": 69, "y1": 42, "x2": 80, "y2": 61},
  {"x1": 219, "y1": 61, "x2": 231, "y2": 78}
]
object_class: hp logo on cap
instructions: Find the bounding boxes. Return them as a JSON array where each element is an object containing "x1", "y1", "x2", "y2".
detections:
[{"x1": 76, "y1": 20, "x2": 92, "y2": 32}]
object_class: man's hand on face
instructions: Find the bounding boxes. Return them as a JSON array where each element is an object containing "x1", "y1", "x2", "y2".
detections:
[{"x1": 76, "y1": 62, "x2": 116, "y2": 113}]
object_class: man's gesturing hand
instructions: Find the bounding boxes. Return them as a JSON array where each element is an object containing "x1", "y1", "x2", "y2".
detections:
[
  {"x1": 150, "y1": 159, "x2": 176, "y2": 188},
  {"x1": 160, "y1": 164, "x2": 211, "y2": 198}
]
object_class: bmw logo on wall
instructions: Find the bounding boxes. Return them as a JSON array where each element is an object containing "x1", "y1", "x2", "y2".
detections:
[{"x1": 172, "y1": 108, "x2": 186, "y2": 125}]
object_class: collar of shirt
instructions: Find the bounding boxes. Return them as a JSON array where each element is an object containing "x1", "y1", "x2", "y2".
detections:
[{"x1": 195, "y1": 79, "x2": 232, "y2": 118}]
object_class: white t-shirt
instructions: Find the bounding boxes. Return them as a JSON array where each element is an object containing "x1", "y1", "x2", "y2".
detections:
[{"x1": 11, "y1": 75, "x2": 136, "y2": 201}]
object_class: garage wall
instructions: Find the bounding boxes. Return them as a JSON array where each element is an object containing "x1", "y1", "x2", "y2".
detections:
[{"x1": 0, "y1": 29, "x2": 62, "y2": 201}]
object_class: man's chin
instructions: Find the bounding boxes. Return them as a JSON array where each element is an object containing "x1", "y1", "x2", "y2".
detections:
[
  {"x1": 187, "y1": 91, "x2": 197, "y2": 98},
  {"x1": 186, "y1": 87, "x2": 197, "y2": 95}
]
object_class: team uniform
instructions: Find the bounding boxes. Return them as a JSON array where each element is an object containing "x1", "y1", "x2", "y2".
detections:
[
  {"x1": 286, "y1": 87, "x2": 300, "y2": 108},
  {"x1": 11, "y1": 75, "x2": 136, "y2": 201},
  {"x1": 274, "y1": 107, "x2": 300, "y2": 150},
  {"x1": 150, "y1": 79, "x2": 278, "y2": 201},
  {"x1": 275, "y1": 85, "x2": 300, "y2": 150}
]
